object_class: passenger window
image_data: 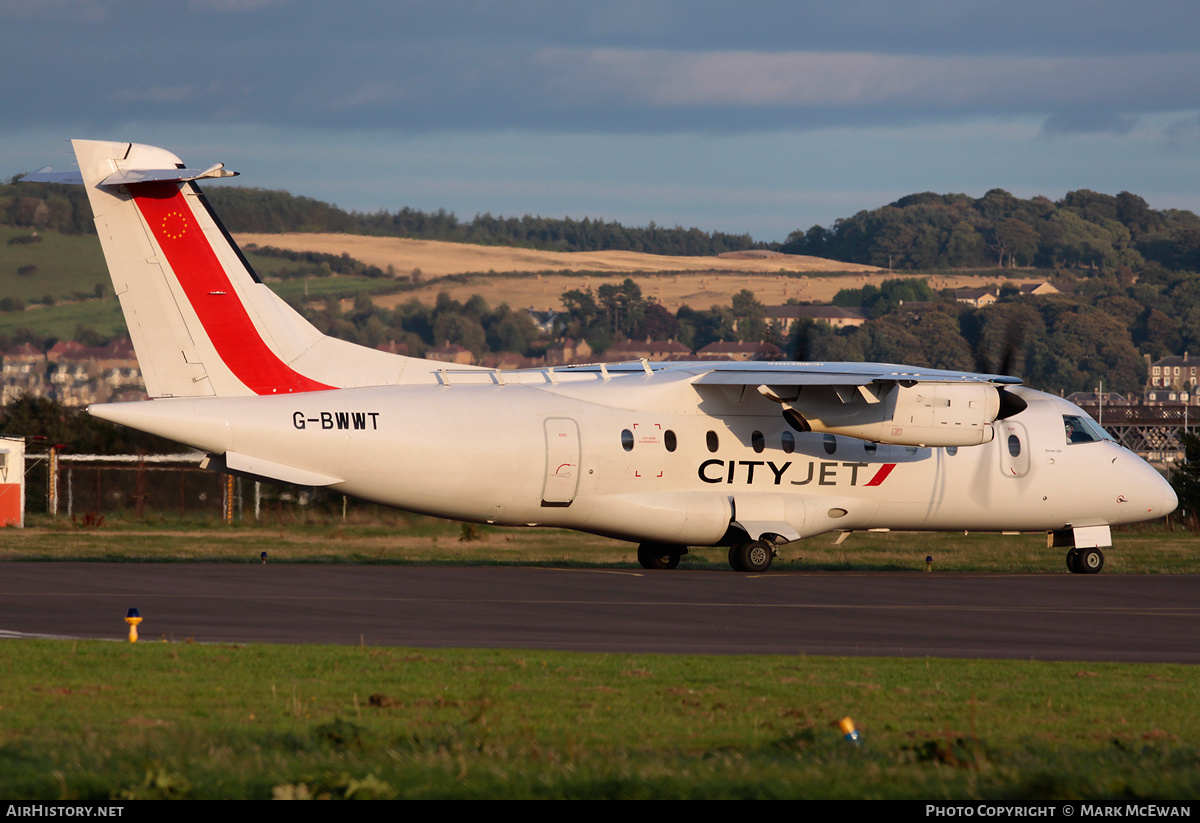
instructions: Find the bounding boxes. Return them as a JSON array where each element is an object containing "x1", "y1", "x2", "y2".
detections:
[
  {"x1": 781, "y1": 431, "x2": 795, "y2": 454},
  {"x1": 946, "y1": 446, "x2": 958, "y2": 456},
  {"x1": 664, "y1": 430, "x2": 677, "y2": 452},
  {"x1": 706, "y1": 431, "x2": 719, "y2": 453},
  {"x1": 751, "y1": 431, "x2": 765, "y2": 453},
  {"x1": 621, "y1": 429, "x2": 634, "y2": 451},
  {"x1": 823, "y1": 434, "x2": 837, "y2": 455},
  {"x1": 864, "y1": 442, "x2": 877, "y2": 456}
]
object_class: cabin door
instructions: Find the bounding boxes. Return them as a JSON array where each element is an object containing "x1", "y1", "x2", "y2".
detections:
[{"x1": 542, "y1": 418, "x2": 581, "y2": 506}]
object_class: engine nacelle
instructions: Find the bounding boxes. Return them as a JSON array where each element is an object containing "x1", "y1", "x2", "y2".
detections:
[{"x1": 778, "y1": 382, "x2": 1001, "y2": 447}]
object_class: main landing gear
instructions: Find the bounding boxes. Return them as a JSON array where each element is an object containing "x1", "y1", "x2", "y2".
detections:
[
  {"x1": 635, "y1": 539, "x2": 778, "y2": 572},
  {"x1": 728, "y1": 539, "x2": 774, "y2": 573},
  {"x1": 1066, "y1": 547, "x2": 1104, "y2": 574},
  {"x1": 637, "y1": 542, "x2": 686, "y2": 570}
]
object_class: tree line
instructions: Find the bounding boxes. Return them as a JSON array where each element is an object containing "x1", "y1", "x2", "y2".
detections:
[
  {"x1": 8, "y1": 179, "x2": 1200, "y2": 271},
  {"x1": 783, "y1": 189, "x2": 1200, "y2": 273},
  {"x1": 0, "y1": 180, "x2": 766, "y2": 256}
]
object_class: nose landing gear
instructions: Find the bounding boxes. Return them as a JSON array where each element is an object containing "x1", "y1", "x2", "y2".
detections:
[{"x1": 637, "y1": 542, "x2": 685, "y2": 570}]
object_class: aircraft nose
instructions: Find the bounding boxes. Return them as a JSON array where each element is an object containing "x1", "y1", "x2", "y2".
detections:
[{"x1": 1161, "y1": 474, "x2": 1179, "y2": 517}]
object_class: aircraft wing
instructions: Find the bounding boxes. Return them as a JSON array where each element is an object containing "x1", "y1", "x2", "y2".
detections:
[
  {"x1": 688, "y1": 361, "x2": 1022, "y2": 388},
  {"x1": 682, "y1": 361, "x2": 1024, "y2": 447}
]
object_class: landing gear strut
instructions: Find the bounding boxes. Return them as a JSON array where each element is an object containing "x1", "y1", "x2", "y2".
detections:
[
  {"x1": 728, "y1": 539, "x2": 774, "y2": 573},
  {"x1": 637, "y1": 542, "x2": 685, "y2": 570},
  {"x1": 1065, "y1": 547, "x2": 1104, "y2": 574}
]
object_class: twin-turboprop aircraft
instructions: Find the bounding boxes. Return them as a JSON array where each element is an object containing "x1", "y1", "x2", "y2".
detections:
[{"x1": 22, "y1": 140, "x2": 1178, "y2": 573}]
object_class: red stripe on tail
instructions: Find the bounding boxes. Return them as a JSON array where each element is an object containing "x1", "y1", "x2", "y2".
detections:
[{"x1": 130, "y1": 183, "x2": 333, "y2": 395}]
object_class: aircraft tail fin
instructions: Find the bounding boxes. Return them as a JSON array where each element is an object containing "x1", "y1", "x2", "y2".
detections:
[{"x1": 48, "y1": 140, "x2": 428, "y2": 398}]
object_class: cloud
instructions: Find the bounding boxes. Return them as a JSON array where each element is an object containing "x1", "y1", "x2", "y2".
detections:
[
  {"x1": 1162, "y1": 113, "x2": 1200, "y2": 147},
  {"x1": 534, "y1": 48, "x2": 1200, "y2": 118},
  {"x1": 110, "y1": 85, "x2": 197, "y2": 105},
  {"x1": 1041, "y1": 111, "x2": 1138, "y2": 137},
  {"x1": 187, "y1": 0, "x2": 287, "y2": 10},
  {"x1": 0, "y1": 0, "x2": 108, "y2": 21}
]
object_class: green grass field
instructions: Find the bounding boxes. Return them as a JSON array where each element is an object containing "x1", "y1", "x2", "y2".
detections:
[
  {"x1": 4, "y1": 513, "x2": 1196, "y2": 574},
  {"x1": 1, "y1": 638, "x2": 1198, "y2": 800},
  {"x1": 0, "y1": 227, "x2": 109, "y2": 303},
  {"x1": 1, "y1": 638, "x2": 1197, "y2": 799}
]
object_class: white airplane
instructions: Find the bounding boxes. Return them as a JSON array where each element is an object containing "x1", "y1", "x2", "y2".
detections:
[{"x1": 22, "y1": 140, "x2": 1178, "y2": 574}]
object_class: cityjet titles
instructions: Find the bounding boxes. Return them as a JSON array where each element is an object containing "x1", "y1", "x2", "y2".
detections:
[
  {"x1": 292, "y1": 411, "x2": 380, "y2": 431},
  {"x1": 697, "y1": 459, "x2": 896, "y2": 487}
]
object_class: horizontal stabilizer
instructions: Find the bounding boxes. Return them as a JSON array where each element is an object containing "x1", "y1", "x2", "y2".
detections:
[
  {"x1": 100, "y1": 164, "x2": 239, "y2": 186},
  {"x1": 20, "y1": 163, "x2": 237, "y2": 187},
  {"x1": 19, "y1": 167, "x2": 83, "y2": 185}
]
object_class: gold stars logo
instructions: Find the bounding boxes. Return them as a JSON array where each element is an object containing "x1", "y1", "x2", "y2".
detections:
[{"x1": 161, "y1": 210, "x2": 188, "y2": 240}]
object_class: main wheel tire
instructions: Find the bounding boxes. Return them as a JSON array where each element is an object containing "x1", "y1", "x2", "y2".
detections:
[
  {"x1": 638, "y1": 543, "x2": 681, "y2": 570},
  {"x1": 1066, "y1": 548, "x2": 1081, "y2": 574},
  {"x1": 1077, "y1": 547, "x2": 1104, "y2": 574},
  {"x1": 731, "y1": 540, "x2": 773, "y2": 573}
]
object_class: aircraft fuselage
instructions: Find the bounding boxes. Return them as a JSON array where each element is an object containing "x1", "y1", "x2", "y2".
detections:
[{"x1": 92, "y1": 375, "x2": 1175, "y2": 548}]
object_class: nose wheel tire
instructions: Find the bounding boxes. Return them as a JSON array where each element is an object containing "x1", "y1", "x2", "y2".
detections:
[
  {"x1": 1077, "y1": 547, "x2": 1104, "y2": 574},
  {"x1": 1066, "y1": 547, "x2": 1104, "y2": 574},
  {"x1": 1066, "y1": 549, "x2": 1081, "y2": 574},
  {"x1": 729, "y1": 539, "x2": 773, "y2": 573},
  {"x1": 638, "y1": 543, "x2": 682, "y2": 570}
]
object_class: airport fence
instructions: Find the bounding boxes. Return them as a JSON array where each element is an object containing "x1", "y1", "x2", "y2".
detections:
[{"x1": 42, "y1": 450, "x2": 331, "y2": 523}]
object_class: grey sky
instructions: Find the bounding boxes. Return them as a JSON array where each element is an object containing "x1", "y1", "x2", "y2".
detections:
[{"x1": 4, "y1": 0, "x2": 1198, "y2": 240}]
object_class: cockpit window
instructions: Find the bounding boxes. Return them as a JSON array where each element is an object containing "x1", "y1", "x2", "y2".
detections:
[{"x1": 1063, "y1": 414, "x2": 1114, "y2": 445}]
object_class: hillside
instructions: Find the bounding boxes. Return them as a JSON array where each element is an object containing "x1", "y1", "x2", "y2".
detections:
[
  {"x1": 234, "y1": 232, "x2": 1047, "y2": 311},
  {"x1": 235, "y1": 232, "x2": 888, "y2": 312},
  {"x1": 234, "y1": 232, "x2": 879, "y2": 278}
]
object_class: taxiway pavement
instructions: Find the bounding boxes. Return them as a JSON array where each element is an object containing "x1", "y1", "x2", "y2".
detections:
[{"x1": 1, "y1": 563, "x2": 1197, "y2": 662}]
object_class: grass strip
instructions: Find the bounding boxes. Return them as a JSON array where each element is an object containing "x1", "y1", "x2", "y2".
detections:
[
  {"x1": 0, "y1": 640, "x2": 1197, "y2": 799},
  {"x1": 4, "y1": 515, "x2": 1197, "y2": 574}
]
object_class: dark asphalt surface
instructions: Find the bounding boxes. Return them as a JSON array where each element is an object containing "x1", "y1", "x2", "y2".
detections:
[{"x1": 1, "y1": 563, "x2": 1198, "y2": 662}]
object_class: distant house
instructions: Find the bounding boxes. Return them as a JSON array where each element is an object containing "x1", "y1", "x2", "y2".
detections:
[
  {"x1": 603, "y1": 339, "x2": 692, "y2": 361},
  {"x1": 1018, "y1": 282, "x2": 1060, "y2": 297},
  {"x1": 695, "y1": 341, "x2": 783, "y2": 362},
  {"x1": 426, "y1": 342, "x2": 474, "y2": 365},
  {"x1": 1146, "y1": 353, "x2": 1200, "y2": 405},
  {"x1": 1, "y1": 343, "x2": 48, "y2": 405},
  {"x1": 544, "y1": 338, "x2": 592, "y2": 366},
  {"x1": 479, "y1": 351, "x2": 536, "y2": 370},
  {"x1": 954, "y1": 288, "x2": 998, "y2": 308},
  {"x1": 1065, "y1": 391, "x2": 1131, "y2": 407},
  {"x1": 764, "y1": 305, "x2": 866, "y2": 330},
  {"x1": 374, "y1": 340, "x2": 412, "y2": 357}
]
